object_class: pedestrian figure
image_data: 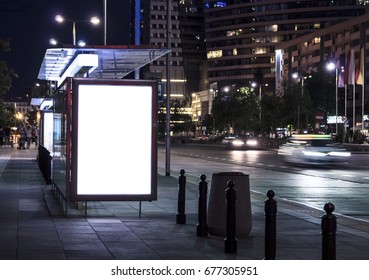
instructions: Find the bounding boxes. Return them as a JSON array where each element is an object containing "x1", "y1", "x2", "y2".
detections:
[
  {"x1": 26, "y1": 125, "x2": 32, "y2": 148},
  {"x1": 18, "y1": 125, "x2": 27, "y2": 150},
  {"x1": 32, "y1": 125, "x2": 38, "y2": 148},
  {"x1": 3, "y1": 124, "x2": 11, "y2": 147}
]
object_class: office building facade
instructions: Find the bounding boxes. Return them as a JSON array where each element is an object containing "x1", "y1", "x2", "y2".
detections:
[
  {"x1": 204, "y1": 0, "x2": 367, "y2": 94},
  {"x1": 132, "y1": 0, "x2": 208, "y2": 103},
  {"x1": 276, "y1": 12, "x2": 369, "y2": 131}
]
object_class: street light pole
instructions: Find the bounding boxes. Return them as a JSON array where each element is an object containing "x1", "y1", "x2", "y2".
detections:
[
  {"x1": 165, "y1": 0, "x2": 171, "y2": 176},
  {"x1": 259, "y1": 84, "x2": 262, "y2": 123},
  {"x1": 327, "y1": 62, "x2": 339, "y2": 138},
  {"x1": 104, "y1": 0, "x2": 107, "y2": 45},
  {"x1": 335, "y1": 67, "x2": 338, "y2": 136},
  {"x1": 72, "y1": 21, "x2": 76, "y2": 46},
  {"x1": 55, "y1": 15, "x2": 100, "y2": 46}
]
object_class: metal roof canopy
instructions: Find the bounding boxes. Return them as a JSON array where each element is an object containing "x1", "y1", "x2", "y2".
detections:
[{"x1": 37, "y1": 45, "x2": 170, "y2": 85}]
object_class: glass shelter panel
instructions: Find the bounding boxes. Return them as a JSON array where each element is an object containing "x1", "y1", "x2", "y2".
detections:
[{"x1": 52, "y1": 81, "x2": 70, "y2": 197}]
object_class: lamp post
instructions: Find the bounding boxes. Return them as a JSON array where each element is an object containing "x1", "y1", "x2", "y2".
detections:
[
  {"x1": 292, "y1": 73, "x2": 310, "y2": 132},
  {"x1": 292, "y1": 73, "x2": 302, "y2": 131},
  {"x1": 327, "y1": 62, "x2": 338, "y2": 137},
  {"x1": 55, "y1": 15, "x2": 100, "y2": 46},
  {"x1": 251, "y1": 82, "x2": 262, "y2": 123}
]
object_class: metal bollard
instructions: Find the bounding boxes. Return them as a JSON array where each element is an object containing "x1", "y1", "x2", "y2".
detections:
[
  {"x1": 264, "y1": 189, "x2": 277, "y2": 260},
  {"x1": 176, "y1": 169, "x2": 186, "y2": 224},
  {"x1": 197, "y1": 174, "x2": 208, "y2": 237},
  {"x1": 321, "y1": 202, "x2": 336, "y2": 260},
  {"x1": 225, "y1": 180, "x2": 237, "y2": 253}
]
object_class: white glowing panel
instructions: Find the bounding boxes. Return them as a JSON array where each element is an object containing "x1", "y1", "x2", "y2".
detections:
[
  {"x1": 76, "y1": 84, "x2": 153, "y2": 196},
  {"x1": 42, "y1": 112, "x2": 54, "y2": 153}
]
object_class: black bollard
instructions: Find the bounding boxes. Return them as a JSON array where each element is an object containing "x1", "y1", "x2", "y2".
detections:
[
  {"x1": 197, "y1": 174, "x2": 208, "y2": 237},
  {"x1": 321, "y1": 202, "x2": 336, "y2": 260},
  {"x1": 176, "y1": 169, "x2": 186, "y2": 224},
  {"x1": 264, "y1": 189, "x2": 277, "y2": 260},
  {"x1": 225, "y1": 180, "x2": 237, "y2": 253}
]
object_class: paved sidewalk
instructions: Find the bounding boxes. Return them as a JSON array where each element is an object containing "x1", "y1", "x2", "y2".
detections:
[{"x1": 1, "y1": 146, "x2": 369, "y2": 260}]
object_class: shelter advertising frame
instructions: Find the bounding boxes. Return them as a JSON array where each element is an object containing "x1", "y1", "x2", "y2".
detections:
[
  {"x1": 70, "y1": 78, "x2": 158, "y2": 201},
  {"x1": 52, "y1": 78, "x2": 158, "y2": 202},
  {"x1": 40, "y1": 111, "x2": 54, "y2": 153}
]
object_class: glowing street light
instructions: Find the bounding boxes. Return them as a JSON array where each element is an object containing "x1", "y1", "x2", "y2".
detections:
[
  {"x1": 251, "y1": 82, "x2": 268, "y2": 123},
  {"x1": 49, "y1": 37, "x2": 86, "y2": 47},
  {"x1": 55, "y1": 15, "x2": 100, "y2": 45},
  {"x1": 327, "y1": 62, "x2": 339, "y2": 136}
]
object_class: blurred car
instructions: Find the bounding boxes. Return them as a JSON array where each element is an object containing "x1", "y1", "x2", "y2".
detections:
[
  {"x1": 278, "y1": 134, "x2": 351, "y2": 166},
  {"x1": 222, "y1": 134, "x2": 260, "y2": 150}
]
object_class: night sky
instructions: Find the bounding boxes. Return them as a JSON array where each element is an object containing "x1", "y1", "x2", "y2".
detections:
[{"x1": 0, "y1": 0, "x2": 131, "y2": 97}]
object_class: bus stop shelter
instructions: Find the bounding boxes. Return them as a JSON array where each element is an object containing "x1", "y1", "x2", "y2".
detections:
[{"x1": 36, "y1": 45, "x2": 170, "y2": 214}]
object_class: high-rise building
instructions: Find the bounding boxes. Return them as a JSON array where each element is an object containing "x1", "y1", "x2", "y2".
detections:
[
  {"x1": 204, "y1": 0, "x2": 367, "y2": 93},
  {"x1": 131, "y1": 0, "x2": 207, "y2": 103}
]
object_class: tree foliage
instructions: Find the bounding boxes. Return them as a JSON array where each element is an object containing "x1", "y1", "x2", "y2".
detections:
[
  {"x1": 0, "y1": 39, "x2": 15, "y2": 97},
  {"x1": 304, "y1": 62, "x2": 336, "y2": 118},
  {"x1": 0, "y1": 39, "x2": 18, "y2": 125},
  {"x1": 212, "y1": 86, "x2": 259, "y2": 133},
  {"x1": 211, "y1": 79, "x2": 316, "y2": 134}
]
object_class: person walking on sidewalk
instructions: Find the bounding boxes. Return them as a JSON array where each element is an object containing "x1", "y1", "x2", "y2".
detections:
[
  {"x1": 18, "y1": 124, "x2": 27, "y2": 150},
  {"x1": 3, "y1": 124, "x2": 11, "y2": 147},
  {"x1": 26, "y1": 125, "x2": 32, "y2": 149}
]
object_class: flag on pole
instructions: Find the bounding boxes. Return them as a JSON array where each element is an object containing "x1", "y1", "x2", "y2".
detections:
[
  {"x1": 347, "y1": 50, "x2": 355, "y2": 85},
  {"x1": 338, "y1": 53, "x2": 345, "y2": 88},
  {"x1": 356, "y1": 48, "x2": 364, "y2": 85},
  {"x1": 344, "y1": 50, "x2": 351, "y2": 85}
]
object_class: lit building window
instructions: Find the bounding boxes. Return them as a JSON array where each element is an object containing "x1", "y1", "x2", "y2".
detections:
[
  {"x1": 226, "y1": 29, "x2": 243, "y2": 36},
  {"x1": 254, "y1": 47, "x2": 267, "y2": 54},
  {"x1": 207, "y1": 50, "x2": 223, "y2": 59},
  {"x1": 266, "y1": 25, "x2": 278, "y2": 32}
]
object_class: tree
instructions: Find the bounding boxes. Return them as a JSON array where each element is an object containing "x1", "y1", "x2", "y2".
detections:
[
  {"x1": 0, "y1": 39, "x2": 17, "y2": 96},
  {"x1": 0, "y1": 39, "x2": 18, "y2": 125},
  {"x1": 280, "y1": 80, "x2": 313, "y2": 132},
  {"x1": 260, "y1": 91, "x2": 285, "y2": 133},
  {"x1": 212, "y1": 86, "x2": 259, "y2": 133},
  {"x1": 305, "y1": 62, "x2": 336, "y2": 121}
]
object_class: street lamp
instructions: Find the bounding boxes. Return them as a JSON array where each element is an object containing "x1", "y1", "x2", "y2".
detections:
[
  {"x1": 55, "y1": 15, "x2": 100, "y2": 46},
  {"x1": 327, "y1": 62, "x2": 338, "y2": 137},
  {"x1": 49, "y1": 38, "x2": 86, "y2": 47},
  {"x1": 292, "y1": 73, "x2": 307, "y2": 132},
  {"x1": 251, "y1": 82, "x2": 268, "y2": 123}
]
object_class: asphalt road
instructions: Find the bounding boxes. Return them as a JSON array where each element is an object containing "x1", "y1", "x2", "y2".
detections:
[{"x1": 158, "y1": 144, "x2": 369, "y2": 221}]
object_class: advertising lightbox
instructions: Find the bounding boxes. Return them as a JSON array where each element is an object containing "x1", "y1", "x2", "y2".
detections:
[
  {"x1": 41, "y1": 111, "x2": 54, "y2": 153},
  {"x1": 70, "y1": 78, "x2": 157, "y2": 201}
]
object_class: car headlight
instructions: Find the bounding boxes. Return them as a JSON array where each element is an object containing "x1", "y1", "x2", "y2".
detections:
[
  {"x1": 302, "y1": 151, "x2": 326, "y2": 157},
  {"x1": 246, "y1": 139, "x2": 258, "y2": 146},
  {"x1": 232, "y1": 140, "x2": 244, "y2": 146},
  {"x1": 328, "y1": 151, "x2": 351, "y2": 157}
]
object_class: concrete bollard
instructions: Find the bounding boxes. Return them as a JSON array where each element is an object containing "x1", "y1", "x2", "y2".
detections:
[
  {"x1": 225, "y1": 180, "x2": 237, "y2": 253},
  {"x1": 176, "y1": 169, "x2": 186, "y2": 224},
  {"x1": 321, "y1": 202, "x2": 336, "y2": 260},
  {"x1": 197, "y1": 174, "x2": 208, "y2": 237},
  {"x1": 264, "y1": 189, "x2": 277, "y2": 260}
]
